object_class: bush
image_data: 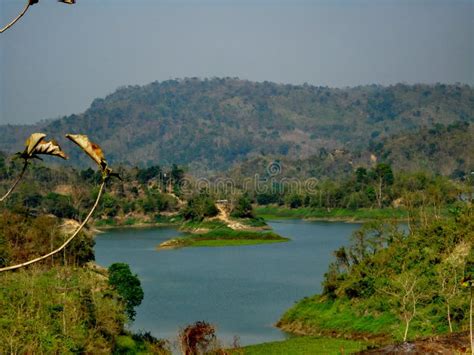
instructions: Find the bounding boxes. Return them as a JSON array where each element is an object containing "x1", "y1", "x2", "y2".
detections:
[
  {"x1": 42, "y1": 193, "x2": 78, "y2": 219},
  {"x1": 108, "y1": 263, "x2": 144, "y2": 321},
  {"x1": 231, "y1": 195, "x2": 254, "y2": 218},
  {"x1": 181, "y1": 193, "x2": 218, "y2": 221},
  {"x1": 0, "y1": 233, "x2": 11, "y2": 267}
]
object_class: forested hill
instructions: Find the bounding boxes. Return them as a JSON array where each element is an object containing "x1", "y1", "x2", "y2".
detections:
[
  {"x1": 0, "y1": 78, "x2": 472, "y2": 172},
  {"x1": 220, "y1": 120, "x2": 473, "y2": 181}
]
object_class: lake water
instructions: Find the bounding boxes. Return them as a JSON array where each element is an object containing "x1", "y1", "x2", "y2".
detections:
[{"x1": 94, "y1": 220, "x2": 359, "y2": 346}]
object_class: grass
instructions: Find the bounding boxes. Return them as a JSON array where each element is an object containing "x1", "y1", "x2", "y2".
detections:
[
  {"x1": 158, "y1": 228, "x2": 289, "y2": 249},
  {"x1": 238, "y1": 217, "x2": 268, "y2": 228},
  {"x1": 190, "y1": 239, "x2": 286, "y2": 247},
  {"x1": 180, "y1": 219, "x2": 228, "y2": 231},
  {"x1": 114, "y1": 334, "x2": 169, "y2": 354},
  {"x1": 0, "y1": 266, "x2": 126, "y2": 354},
  {"x1": 278, "y1": 297, "x2": 397, "y2": 338},
  {"x1": 95, "y1": 217, "x2": 118, "y2": 227},
  {"x1": 235, "y1": 336, "x2": 369, "y2": 355},
  {"x1": 255, "y1": 206, "x2": 409, "y2": 222}
]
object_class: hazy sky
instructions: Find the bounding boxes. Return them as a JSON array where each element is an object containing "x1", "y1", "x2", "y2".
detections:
[{"x1": 1, "y1": 0, "x2": 473, "y2": 125}]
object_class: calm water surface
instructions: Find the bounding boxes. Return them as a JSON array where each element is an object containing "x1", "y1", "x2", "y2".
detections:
[{"x1": 94, "y1": 220, "x2": 359, "y2": 346}]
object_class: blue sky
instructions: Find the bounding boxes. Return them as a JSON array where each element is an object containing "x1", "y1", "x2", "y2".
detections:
[{"x1": 1, "y1": 0, "x2": 473, "y2": 124}]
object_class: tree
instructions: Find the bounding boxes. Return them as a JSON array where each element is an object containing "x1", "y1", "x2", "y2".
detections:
[
  {"x1": 42, "y1": 192, "x2": 78, "y2": 219},
  {"x1": 437, "y1": 241, "x2": 470, "y2": 332},
  {"x1": 349, "y1": 221, "x2": 397, "y2": 265},
  {"x1": 170, "y1": 164, "x2": 185, "y2": 191},
  {"x1": 372, "y1": 163, "x2": 394, "y2": 208},
  {"x1": 379, "y1": 271, "x2": 423, "y2": 342},
  {"x1": 231, "y1": 195, "x2": 254, "y2": 218},
  {"x1": 182, "y1": 192, "x2": 218, "y2": 221},
  {"x1": 286, "y1": 194, "x2": 303, "y2": 209},
  {"x1": 136, "y1": 165, "x2": 162, "y2": 185},
  {"x1": 108, "y1": 263, "x2": 144, "y2": 321}
]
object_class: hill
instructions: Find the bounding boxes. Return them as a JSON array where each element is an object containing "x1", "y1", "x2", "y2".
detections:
[
  {"x1": 379, "y1": 121, "x2": 473, "y2": 178},
  {"x1": 223, "y1": 121, "x2": 473, "y2": 180},
  {"x1": 0, "y1": 79, "x2": 472, "y2": 173}
]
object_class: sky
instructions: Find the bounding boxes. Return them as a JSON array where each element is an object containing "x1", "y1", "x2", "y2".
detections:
[{"x1": 0, "y1": 0, "x2": 473, "y2": 125}]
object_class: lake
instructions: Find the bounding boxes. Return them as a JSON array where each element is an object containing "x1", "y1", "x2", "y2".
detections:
[{"x1": 94, "y1": 220, "x2": 359, "y2": 346}]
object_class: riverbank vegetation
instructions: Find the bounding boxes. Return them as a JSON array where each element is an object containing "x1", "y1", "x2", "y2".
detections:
[
  {"x1": 158, "y1": 228, "x2": 288, "y2": 249},
  {"x1": 278, "y1": 206, "x2": 473, "y2": 347},
  {"x1": 0, "y1": 152, "x2": 466, "y2": 228},
  {"x1": 255, "y1": 206, "x2": 409, "y2": 222}
]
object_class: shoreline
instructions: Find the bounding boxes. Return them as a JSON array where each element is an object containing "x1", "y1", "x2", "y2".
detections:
[
  {"x1": 256, "y1": 207, "x2": 410, "y2": 224},
  {"x1": 95, "y1": 221, "x2": 180, "y2": 231},
  {"x1": 260, "y1": 215, "x2": 408, "y2": 224},
  {"x1": 92, "y1": 208, "x2": 408, "y2": 232}
]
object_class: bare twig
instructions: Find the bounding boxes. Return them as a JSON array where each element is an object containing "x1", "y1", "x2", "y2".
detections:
[
  {"x1": 0, "y1": 161, "x2": 28, "y2": 203},
  {"x1": 0, "y1": 1, "x2": 31, "y2": 34}
]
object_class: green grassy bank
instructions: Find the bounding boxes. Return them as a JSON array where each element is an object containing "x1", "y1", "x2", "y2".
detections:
[
  {"x1": 236, "y1": 336, "x2": 369, "y2": 354},
  {"x1": 158, "y1": 227, "x2": 288, "y2": 249},
  {"x1": 278, "y1": 297, "x2": 397, "y2": 340}
]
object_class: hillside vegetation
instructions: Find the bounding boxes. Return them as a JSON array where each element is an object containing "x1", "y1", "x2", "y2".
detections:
[
  {"x1": 278, "y1": 207, "x2": 473, "y2": 345},
  {"x1": 224, "y1": 121, "x2": 473, "y2": 180},
  {"x1": 379, "y1": 121, "x2": 473, "y2": 178},
  {"x1": 0, "y1": 79, "x2": 472, "y2": 175}
]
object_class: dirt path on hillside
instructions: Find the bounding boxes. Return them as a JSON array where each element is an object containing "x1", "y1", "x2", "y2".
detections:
[{"x1": 213, "y1": 202, "x2": 247, "y2": 230}]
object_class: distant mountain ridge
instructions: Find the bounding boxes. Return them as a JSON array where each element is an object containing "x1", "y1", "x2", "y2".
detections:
[{"x1": 0, "y1": 78, "x2": 472, "y2": 175}]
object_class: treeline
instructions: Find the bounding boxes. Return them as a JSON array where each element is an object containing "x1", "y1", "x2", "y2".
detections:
[
  {"x1": 1, "y1": 153, "x2": 262, "y2": 226},
  {"x1": 0, "y1": 159, "x2": 184, "y2": 226},
  {"x1": 0, "y1": 156, "x2": 468, "y2": 228},
  {"x1": 250, "y1": 163, "x2": 464, "y2": 213}
]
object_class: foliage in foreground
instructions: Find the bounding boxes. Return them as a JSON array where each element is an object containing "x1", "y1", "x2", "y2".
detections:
[
  {"x1": 0, "y1": 211, "x2": 94, "y2": 268},
  {"x1": 279, "y1": 207, "x2": 474, "y2": 342},
  {"x1": 0, "y1": 266, "x2": 125, "y2": 354},
  {"x1": 0, "y1": 210, "x2": 153, "y2": 353},
  {"x1": 179, "y1": 321, "x2": 217, "y2": 355}
]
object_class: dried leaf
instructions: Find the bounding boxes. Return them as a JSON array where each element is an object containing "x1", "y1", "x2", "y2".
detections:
[
  {"x1": 66, "y1": 134, "x2": 107, "y2": 170},
  {"x1": 24, "y1": 133, "x2": 46, "y2": 156},
  {"x1": 33, "y1": 140, "x2": 68, "y2": 160}
]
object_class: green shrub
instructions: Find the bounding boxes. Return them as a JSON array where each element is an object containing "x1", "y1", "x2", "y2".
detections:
[
  {"x1": 108, "y1": 263, "x2": 144, "y2": 321},
  {"x1": 182, "y1": 193, "x2": 218, "y2": 221},
  {"x1": 230, "y1": 195, "x2": 254, "y2": 218}
]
